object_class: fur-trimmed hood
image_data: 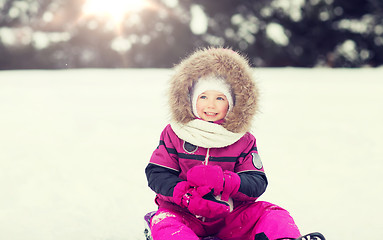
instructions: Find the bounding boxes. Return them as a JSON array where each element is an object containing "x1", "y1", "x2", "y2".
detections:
[{"x1": 168, "y1": 47, "x2": 258, "y2": 133}]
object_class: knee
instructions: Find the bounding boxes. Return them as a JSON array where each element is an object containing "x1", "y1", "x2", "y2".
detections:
[
  {"x1": 150, "y1": 211, "x2": 179, "y2": 230},
  {"x1": 150, "y1": 210, "x2": 200, "y2": 240},
  {"x1": 254, "y1": 201, "x2": 288, "y2": 213}
]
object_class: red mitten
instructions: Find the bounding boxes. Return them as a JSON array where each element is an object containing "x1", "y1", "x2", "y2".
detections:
[
  {"x1": 172, "y1": 181, "x2": 230, "y2": 219},
  {"x1": 221, "y1": 171, "x2": 241, "y2": 201},
  {"x1": 187, "y1": 165, "x2": 224, "y2": 196},
  {"x1": 173, "y1": 181, "x2": 193, "y2": 207},
  {"x1": 187, "y1": 186, "x2": 231, "y2": 219}
]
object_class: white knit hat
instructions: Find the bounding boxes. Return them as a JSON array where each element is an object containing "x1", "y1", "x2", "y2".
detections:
[{"x1": 191, "y1": 76, "x2": 234, "y2": 118}]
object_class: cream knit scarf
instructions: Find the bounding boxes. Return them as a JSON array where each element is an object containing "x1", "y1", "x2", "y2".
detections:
[{"x1": 170, "y1": 119, "x2": 245, "y2": 148}]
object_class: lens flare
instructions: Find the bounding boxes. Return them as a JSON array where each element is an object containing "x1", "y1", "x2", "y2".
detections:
[{"x1": 82, "y1": 0, "x2": 148, "y2": 22}]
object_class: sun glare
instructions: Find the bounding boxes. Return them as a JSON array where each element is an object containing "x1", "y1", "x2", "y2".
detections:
[{"x1": 82, "y1": 0, "x2": 148, "y2": 22}]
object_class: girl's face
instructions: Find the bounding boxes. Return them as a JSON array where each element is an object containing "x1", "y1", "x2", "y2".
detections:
[{"x1": 196, "y1": 90, "x2": 229, "y2": 122}]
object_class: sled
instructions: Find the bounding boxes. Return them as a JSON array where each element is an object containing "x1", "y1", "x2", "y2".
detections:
[
  {"x1": 144, "y1": 211, "x2": 221, "y2": 240},
  {"x1": 144, "y1": 211, "x2": 155, "y2": 240}
]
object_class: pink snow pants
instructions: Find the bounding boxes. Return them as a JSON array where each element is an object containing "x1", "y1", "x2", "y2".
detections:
[{"x1": 150, "y1": 201, "x2": 300, "y2": 240}]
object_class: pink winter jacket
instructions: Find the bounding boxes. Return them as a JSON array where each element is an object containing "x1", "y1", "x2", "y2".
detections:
[{"x1": 145, "y1": 124, "x2": 268, "y2": 211}]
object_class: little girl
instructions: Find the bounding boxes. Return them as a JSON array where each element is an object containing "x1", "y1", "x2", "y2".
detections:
[{"x1": 145, "y1": 48, "x2": 324, "y2": 240}]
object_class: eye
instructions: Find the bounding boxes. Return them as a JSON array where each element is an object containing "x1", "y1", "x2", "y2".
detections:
[
  {"x1": 199, "y1": 95, "x2": 207, "y2": 99},
  {"x1": 217, "y1": 96, "x2": 225, "y2": 101}
]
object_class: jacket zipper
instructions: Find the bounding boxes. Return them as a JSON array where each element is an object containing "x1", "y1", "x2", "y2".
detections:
[
  {"x1": 202, "y1": 148, "x2": 210, "y2": 222},
  {"x1": 204, "y1": 148, "x2": 210, "y2": 165},
  {"x1": 202, "y1": 146, "x2": 235, "y2": 217}
]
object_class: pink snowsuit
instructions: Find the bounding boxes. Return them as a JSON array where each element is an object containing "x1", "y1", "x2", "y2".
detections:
[{"x1": 145, "y1": 124, "x2": 300, "y2": 240}]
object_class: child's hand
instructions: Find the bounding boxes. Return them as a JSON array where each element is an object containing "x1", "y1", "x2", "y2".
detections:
[
  {"x1": 187, "y1": 186, "x2": 231, "y2": 219},
  {"x1": 221, "y1": 170, "x2": 241, "y2": 201},
  {"x1": 186, "y1": 165, "x2": 224, "y2": 196},
  {"x1": 173, "y1": 181, "x2": 194, "y2": 207},
  {"x1": 186, "y1": 165, "x2": 241, "y2": 202},
  {"x1": 173, "y1": 181, "x2": 230, "y2": 219}
]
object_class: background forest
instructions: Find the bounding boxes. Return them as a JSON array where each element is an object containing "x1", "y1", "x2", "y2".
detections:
[{"x1": 1, "y1": 0, "x2": 383, "y2": 69}]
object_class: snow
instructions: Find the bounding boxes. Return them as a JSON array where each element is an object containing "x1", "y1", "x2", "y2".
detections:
[{"x1": 0, "y1": 67, "x2": 382, "y2": 240}]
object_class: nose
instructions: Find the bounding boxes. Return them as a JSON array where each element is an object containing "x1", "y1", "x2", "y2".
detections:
[{"x1": 206, "y1": 99, "x2": 216, "y2": 108}]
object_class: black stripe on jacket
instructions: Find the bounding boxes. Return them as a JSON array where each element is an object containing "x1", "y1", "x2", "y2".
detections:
[
  {"x1": 178, "y1": 154, "x2": 237, "y2": 163},
  {"x1": 238, "y1": 171, "x2": 268, "y2": 198},
  {"x1": 145, "y1": 163, "x2": 182, "y2": 197},
  {"x1": 239, "y1": 146, "x2": 258, "y2": 158},
  {"x1": 145, "y1": 163, "x2": 268, "y2": 198},
  {"x1": 158, "y1": 140, "x2": 178, "y2": 155},
  {"x1": 158, "y1": 140, "x2": 241, "y2": 163}
]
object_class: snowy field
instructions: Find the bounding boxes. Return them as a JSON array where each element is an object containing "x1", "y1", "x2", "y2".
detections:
[{"x1": 0, "y1": 68, "x2": 382, "y2": 240}]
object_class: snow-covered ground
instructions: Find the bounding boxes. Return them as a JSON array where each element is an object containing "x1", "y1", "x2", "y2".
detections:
[{"x1": 0, "y1": 68, "x2": 382, "y2": 240}]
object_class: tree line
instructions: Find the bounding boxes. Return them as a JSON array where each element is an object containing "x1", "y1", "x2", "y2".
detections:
[{"x1": 0, "y1": 0, "x2": 382, "y2": 69}]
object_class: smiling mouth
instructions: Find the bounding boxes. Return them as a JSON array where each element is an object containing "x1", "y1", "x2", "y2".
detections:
[{"x1": 205, "y1": 112, "x2": 218, "y2": 116}]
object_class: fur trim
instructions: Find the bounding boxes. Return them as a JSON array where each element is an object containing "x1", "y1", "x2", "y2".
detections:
[{"x1": 168, "y1": 47, "x2": 258, "y2": 133}]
